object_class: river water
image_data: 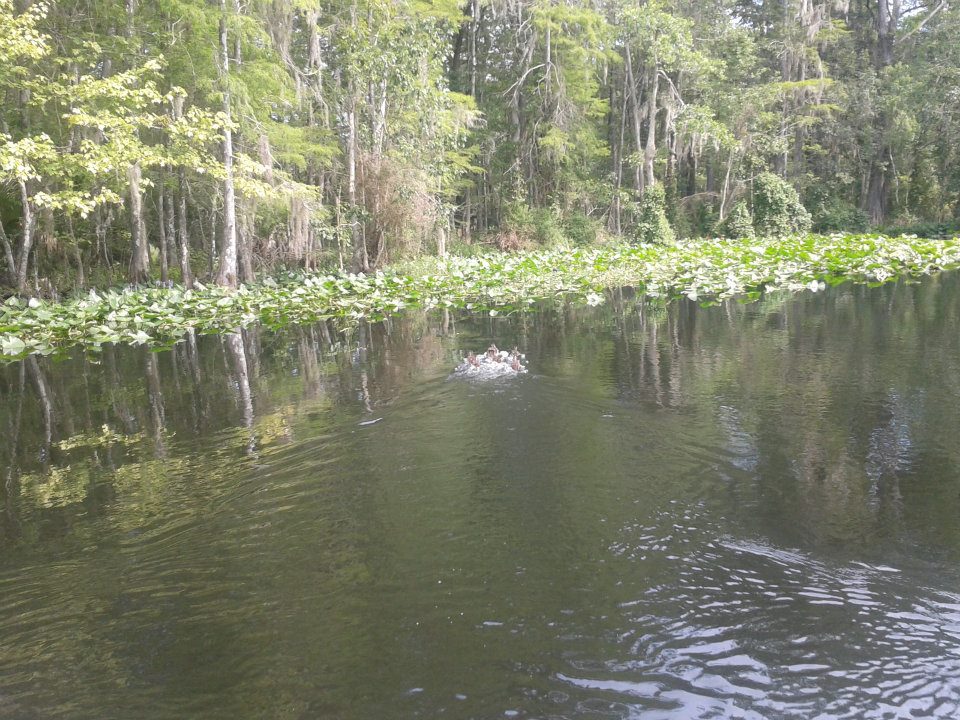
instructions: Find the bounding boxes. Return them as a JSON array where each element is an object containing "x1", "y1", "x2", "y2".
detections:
[{"x1": 1, "y1": 275, "x2": 960, "y2": 719}]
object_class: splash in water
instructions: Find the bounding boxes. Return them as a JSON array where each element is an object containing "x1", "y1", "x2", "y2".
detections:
[{"x1": 451, "y1": 344, "x2": 527, "y2": 379}]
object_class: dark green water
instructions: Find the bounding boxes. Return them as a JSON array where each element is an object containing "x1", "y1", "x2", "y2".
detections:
[{"x1": 2, "y1": 275, "x2": 960, "y2": 719}]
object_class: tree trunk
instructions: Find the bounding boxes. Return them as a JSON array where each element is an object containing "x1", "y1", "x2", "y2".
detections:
[
  {"x1": 719, "y1": 150, "x2": 735, "y2": 221},
  {"x1": 163, "y1": 180, "x2": 179, "y2": 277},
  {"x1": 685, "y1": 147, "x2": 698, "y2": 198},
  {"x1": 469, "y1": 0, "x2": 478, "y2": 98},
  {"x1": 238, "y1": 201, "x2": 255, "y2": 283},
  {"x1": 127, "y1": 163, "x2": 150, "y2": 284},
  {"x1": 347, "y1": 81, "x2": 364, "y2": 272},
  {"x1": 373, "y1": 75, "x2": 387, "y2": 155},
  {"x1": 625, "y1": 47, "x2": 644, "y2": 194},
  {"x1": 169, "y1": 95, "x2": 193, "y2": 288},
  {"x1": 157, "y1": 186, "x2": 169, "y2": 284},
  {"x1": 865, "y1": 0, "x2": 901, "y2": 224},
  {"x1": 610, "y1": 71, "x2": 627, "y2": 234},
  {"x1": 124, "y1": 0, "x2": 150, "y2": 285},
  {"x1": 437, "y1": 224, "x2": 447, "y2": 258},
  {"x1": 664, "y1": 98, "x2": 676, "y2": 192},
  {"x1": 876, "y1": 0, "x2": 899, "y2": 70},
  {"x1": 177, "y1": 172, "x2": 193, "y2": 289},
  {"x1": 94, "y1": 203, "x2": 113, "y2": 278},
  {"x1": 643, "y1": 66, "x2": 659, "y2": 190},
  {"x1": 67, "y1": 216, "x2": 86, "y2": 288},
  {"x1": 16, "y1": 180, "x2": 35, "y2": 294},
  {"x1": 0, "y1": 214, "x2": 17, "y2": 287},
  {"x1": 216, "y1": 0, "x2": 239, "y2": 288},
  {"x1": 866, "y1": 158, "x2": 889, "y2": 225}
]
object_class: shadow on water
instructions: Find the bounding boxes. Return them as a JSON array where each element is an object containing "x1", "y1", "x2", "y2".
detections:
[{"x1": 0, "y1": 274, "x2": 959, "y2": 718}]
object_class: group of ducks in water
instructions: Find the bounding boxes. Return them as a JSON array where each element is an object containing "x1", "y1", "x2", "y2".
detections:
[{"x1": 452, "y1": 344, "x2": 528, "y2": 378}]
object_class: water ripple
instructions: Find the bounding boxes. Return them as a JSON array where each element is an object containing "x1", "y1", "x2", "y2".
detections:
[{"x1": 552, "y1": 515, "x2": 960, "y2": 718}]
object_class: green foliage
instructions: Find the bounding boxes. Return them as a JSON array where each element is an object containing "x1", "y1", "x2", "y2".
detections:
[
  {"x1": 719, "y1": 201, "x2": 756, "y2": 239},
  {"x1": 530, "y1": 208, "x2": 566, "y2": 246},
  {"x1": 633, "y1": 184, "x2": 675, "y2": 245},
  {"x1": 498, "y1": 201, "x2": 566, "y2": 248},
  {"x1": 491, "y1": 202, "x2": 597, "y2": 248},
  {"x1": 879, "y1": 218, "x2": 960, "y2": 239},
  {"x1": 753, "y1": 173, "x2": 812, "y2": 237},
  {"x1": 3, "y1": 0, "x2": 960, "y2": 293},
  {"x1": 0, "y1": 0, "x2": 47, "y2": 74},
  {"x1": 563, "y1": 211, "x2": 600, "y2": 246},
  {"x1": 0, "y1": 3, "x2": 225, "y2": 222},
  {"x1": 621, "y1": 0, "x2": 701, "y2": 72},
  {"x1": 3, "y1": 233, "x2": 959, "y2": 361},
  {"x1": 810, "y1": 197, "x2": 868, "y2": 234}
]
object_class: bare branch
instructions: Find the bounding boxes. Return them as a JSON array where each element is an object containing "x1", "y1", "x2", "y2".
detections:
[{"x1": 900, "y1": 0, "x2": 949, "y2": 44}]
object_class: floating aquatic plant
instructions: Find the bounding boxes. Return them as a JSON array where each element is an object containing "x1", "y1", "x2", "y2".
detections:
[{"x1": 2, "y1": 233, "x2": 959, "y2": 362}]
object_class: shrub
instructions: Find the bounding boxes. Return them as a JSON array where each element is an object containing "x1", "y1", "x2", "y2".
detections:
[
  {"x1": 753, "y1": 172, "x2": 811, "y2": 236},
  {"x1": 633, "y1": 184, "x2": 675, "y2": 244},
  {"x1": 500, "y1": 201, "x2": 574, "y2": 248},
  {"x1": 503, "y1": 195, "x2": 533, "y2": 235},
  {"x1": 355, "y1": 154, "x2": 441, "y2": 266},
  {"x1": 491, "y1": 229, "x2": 527, "y2": 252},
  {"x1": 686, "y1": 200, "x2": 719, "y2": 239},
  {"x1": 530, "y1": 208, "x2": 565, "y2": 246},
  {"x1": 810, "y1": 197, "x2": 869, "y2": 233},
  {"x1": 563, "y1": 211, "x2": 600, "y2": 245},
  {"x1": 497, "y1": 195, "x2": 536, "y2": 250},
  {"x1": 880, "y1": 216, "x2": 960, "y2": 238},
  {"x1": 719, "y1": 200, "x2": 756, "y2": 239}
]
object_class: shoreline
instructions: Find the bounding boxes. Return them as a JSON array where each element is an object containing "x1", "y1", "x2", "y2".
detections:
[{"x1": 3, "y1": 233, "x2": 959, "y2": 362}]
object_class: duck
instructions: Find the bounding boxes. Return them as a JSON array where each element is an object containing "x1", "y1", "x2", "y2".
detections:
[{"x1": 451, "y1": 345, "x2": 528, "y2": 379}]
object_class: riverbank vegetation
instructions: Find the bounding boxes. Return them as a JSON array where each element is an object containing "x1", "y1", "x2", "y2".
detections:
[
  {"x1": 2, "y1": 232, "x2": 958, "y2": 360},
  {"x1": 2, "y1": 0, "x2": 960, "y2": 298}
]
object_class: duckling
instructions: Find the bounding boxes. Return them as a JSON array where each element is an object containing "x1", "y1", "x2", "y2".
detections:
[{"x1": 452, "y1": 344, "x2": 527, "y2": 379}]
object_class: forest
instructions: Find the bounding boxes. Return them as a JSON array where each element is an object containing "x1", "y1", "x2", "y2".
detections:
[{"x1": 1, "y1": 0, "x2": 959, "y2": 296}]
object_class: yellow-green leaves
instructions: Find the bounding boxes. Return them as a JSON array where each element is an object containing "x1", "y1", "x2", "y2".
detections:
[
  {"x1": 0, "y1": 0, "x2": 49, "y2": 71},
  {"x1": 0, "y1": 133, "x2": 57, "y2": 183}
]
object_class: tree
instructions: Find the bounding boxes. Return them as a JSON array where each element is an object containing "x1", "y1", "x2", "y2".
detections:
[
  {"x1": 215, "y1": 0, "x2": 239, "y2": 288},
  {"x1": 2, "y1": 0, "x2": 959, "y2": 296}
]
